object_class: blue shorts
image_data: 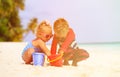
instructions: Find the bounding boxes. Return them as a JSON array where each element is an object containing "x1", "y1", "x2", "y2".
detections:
[{"x1": 22, "y1": 42, "x2": 41, "y2": 55}]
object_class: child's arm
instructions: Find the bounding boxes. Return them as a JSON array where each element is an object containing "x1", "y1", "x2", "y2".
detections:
[
  {"x1": 50, "y1": 35, "x2": 58, "y2": 54},
  {"x1": 38, "y1": 40, "x2": 51, "y2": 56},
  {"x1": 60, "y1": 28, "x2": 75, "y2": 52}
]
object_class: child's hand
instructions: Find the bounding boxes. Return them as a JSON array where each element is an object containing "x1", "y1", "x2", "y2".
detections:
[{"x1": 58, "y1": 49, "x2": 64, "y2": 55}]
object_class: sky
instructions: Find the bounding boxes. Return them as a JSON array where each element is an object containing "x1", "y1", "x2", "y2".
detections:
[{"x1": 19, "y1": 0, "x2": 120, "y2": 44}]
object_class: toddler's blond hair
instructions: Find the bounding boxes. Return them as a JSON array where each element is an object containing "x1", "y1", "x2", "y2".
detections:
[{"x1": 35, "y1": 20, "x2": 52, "y2": 37}]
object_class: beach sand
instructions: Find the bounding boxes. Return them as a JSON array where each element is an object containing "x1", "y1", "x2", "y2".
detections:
[{"x1": 0, "y1": 42, "x2": 120, "y2": 77}]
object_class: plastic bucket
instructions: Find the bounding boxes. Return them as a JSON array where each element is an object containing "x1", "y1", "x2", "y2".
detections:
[
  {"x1": 48, "y1": 54, "x2": 63, "y2": 67},
  {"x1": 32, "y1": 52, "x2": 45, "y2": 66}
]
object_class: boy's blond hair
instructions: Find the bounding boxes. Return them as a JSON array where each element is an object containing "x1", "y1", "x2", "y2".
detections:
[{"x1": 54, "y1": 18, "x2": 69, "y2": 38}]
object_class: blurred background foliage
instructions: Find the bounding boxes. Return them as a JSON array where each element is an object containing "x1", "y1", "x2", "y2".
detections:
[{"x1": 0, "y1": 0, "x2": 37, "y2": 42}]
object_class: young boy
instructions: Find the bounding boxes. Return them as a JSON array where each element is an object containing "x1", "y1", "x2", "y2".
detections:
[
  {"x1": 51, "y1": 18, "x2": 89, "y2": 66},
  {"x1": 22, "y1": 20, "x2": 53, "y2": 64}
]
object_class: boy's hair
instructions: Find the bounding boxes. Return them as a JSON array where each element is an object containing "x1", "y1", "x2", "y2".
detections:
[{"x1": 54, "y1": 18, "x2": 69, "y2": 35}]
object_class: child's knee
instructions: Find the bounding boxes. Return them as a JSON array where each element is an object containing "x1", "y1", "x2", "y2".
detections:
[
  {"x1": 22, "y1": 54, "x2": 32, "y2": 64},
  {"x1": 76, "y1": 49, "x2": 89, "y2": 59},
  {"x1": 27, "y1": 48, "x2": 35, "y2": 54},
  {"x1": 83, "y1": 49, "x2": 89, "y2": 58},
  {"x1": 22, "y1": 48, "x2": 35, "y2": 64},
  {"x1": 86, "y1": 52, "x2": 89, "y2": 58}
]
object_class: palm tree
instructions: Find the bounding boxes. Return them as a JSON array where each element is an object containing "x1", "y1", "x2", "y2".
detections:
[
  {"x1": 27, "y1": 18, "x2": 38, "y2": 33},
  {"x1": 23, "y1": 18, "x2": 38, "y2": 39},
  {"x1": 0, "y1": 0, "x2": 25, "y2": 41}
]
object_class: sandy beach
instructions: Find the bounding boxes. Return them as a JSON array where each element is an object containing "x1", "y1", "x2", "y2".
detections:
[{"x1": 0, "y1": 42, "x2": 120, "y2": 77}]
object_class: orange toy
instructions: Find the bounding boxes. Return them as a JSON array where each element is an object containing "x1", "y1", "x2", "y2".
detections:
[{"x1": 48, "y1": 54, "x2": 63, "y2": 67}]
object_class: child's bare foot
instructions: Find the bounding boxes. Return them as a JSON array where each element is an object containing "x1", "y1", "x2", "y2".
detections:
[
  {"x1": 72, "y1": 60, "x2": 78, "y2": 66},
  {"x1": 63, "y1": 60, "x2": 70, "y2": 65}
]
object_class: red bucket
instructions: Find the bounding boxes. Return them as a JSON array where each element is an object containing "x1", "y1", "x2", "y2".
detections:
[{"x1": 48, "y1": 54, "x2": 63, "y2": 67}]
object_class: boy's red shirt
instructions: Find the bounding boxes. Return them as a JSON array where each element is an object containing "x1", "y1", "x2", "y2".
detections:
[{"x1": 51, "y1": 28, "x2": 75, "y2": 54}]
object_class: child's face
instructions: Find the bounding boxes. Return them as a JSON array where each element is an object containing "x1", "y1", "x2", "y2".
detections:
[
  {"x1": 54, "y1": 27, "x2": 69, "y2": 42},
  {"x1": 36, "y1": 26, "x2": 52, "y2": 42},
  {"x1": 54, "y1": 18, "x2": 69, "y2": 42}
]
